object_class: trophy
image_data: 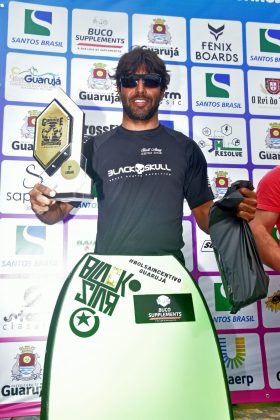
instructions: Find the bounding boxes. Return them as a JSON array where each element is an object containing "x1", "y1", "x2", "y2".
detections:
[{"x1": 33, "y1": 88, "x2": 94, "y2": 202}]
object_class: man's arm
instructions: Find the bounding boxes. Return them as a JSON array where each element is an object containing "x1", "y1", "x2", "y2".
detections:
[
  {"x1": 250, "y1": 209, "x2": 280, "y2": 272},
  {"x1": 29, "y1": 183, "x2": 74, "y2": 224},
  {"x1": 192, "y1": 187, "x2": 257, "y2": 234}
]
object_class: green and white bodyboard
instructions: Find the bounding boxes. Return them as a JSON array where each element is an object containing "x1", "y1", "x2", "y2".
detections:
[{"x1": 41, "y1": 254, "x2": 233, "y2": 420}]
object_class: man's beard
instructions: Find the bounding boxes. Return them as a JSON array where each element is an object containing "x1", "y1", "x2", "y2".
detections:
[{"x1": 122, "y1": 97, "x2": 161, "y2": 121}]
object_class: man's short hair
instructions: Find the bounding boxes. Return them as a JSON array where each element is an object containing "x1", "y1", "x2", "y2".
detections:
[{"x1": 112, "y1": 46, "x2": 170, "y2": 91}]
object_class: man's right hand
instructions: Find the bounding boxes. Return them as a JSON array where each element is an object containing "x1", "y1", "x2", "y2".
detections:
[
  {"x1": 29, "y1": 183, "x2": 73, "y2": 224},
  {"x1": 29, "y1": 183, "x2": 57, "y2": 216}
]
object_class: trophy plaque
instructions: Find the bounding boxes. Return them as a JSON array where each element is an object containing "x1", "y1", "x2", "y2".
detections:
[{"x1": 34, "y1": 88, "x2": 94, "y2": 202}]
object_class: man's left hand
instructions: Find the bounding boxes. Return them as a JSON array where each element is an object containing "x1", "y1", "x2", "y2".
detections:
[{"x1": 236, "y1": 187, "x2": 257, "y2": 222}]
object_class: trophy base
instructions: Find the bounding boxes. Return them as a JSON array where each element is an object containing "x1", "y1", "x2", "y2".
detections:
[{"x1": 55, "y1": 192, "x2": 95, "y2": 202}]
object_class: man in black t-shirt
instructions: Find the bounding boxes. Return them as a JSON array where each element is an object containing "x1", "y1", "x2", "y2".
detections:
[{"x1": 29, "y1": 47, "x2": 256, "y2": 263}]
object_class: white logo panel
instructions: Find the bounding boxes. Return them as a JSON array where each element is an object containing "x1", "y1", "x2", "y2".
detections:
[
  {"x1": 248, "y1": 70, "x2": 280, "y2": 115},
  {"x1": 70, "y1": 58, "x2": 120, "y2": 108},
  {"x1": 191, "y1": 67, "x2": 245, "y2": 114},
  {"x1": 66, "y1": 218, "x2": 98, "y2": 272},
  {"x1": 132, "y1": 14, "x2": 186, "y2": 62},
  {"x1": 0, "y1": 341, "x2": 46, "y2": 404},
  {"x1": 207, "y1": 167, "x2": 249, "y2": 200},
  {"x1": 2, "y1": 105, "x2": 43, "y2": 157},
  {"x1": 199, "y1": 276, "x2": 258, "y2": 330},
  {"x1": 249, "y1": 118, "x2": 280, "y2": 165},
  {"x1": 219, "y1": 333, "x2": 264, "y2": 391},
  {"x1": 190, "y1": 18, "x2": 243, "y2": 65},
  {"x1": 161, "y1": 65, "x2": 188, "y2": 111},
  {"x1": 192, "y1": 116, "x2": 247, "y2": 164},
  {"x1": 261, "y1": 275, "x2": 280, "y2": 328},
  {"x1": 8, "y1": 1, "x2": 68, "y2": 53},
  {"x1": 0, "y1": 277, "x2": 63, "y2": 338},
  {"x1": 196, "y1": 229, "x2": 218, "y2": 272},
  {"x1": 72, "y1": 9, "x2": 128, "y2": 57},
  {"x1": 0, "y1": 160, "x2": 42, "y2": 214},
  {"x1": 246, "y1": 22, "x2": 280, "y2": 68},
  {"x1": 0, "y1": 218, "x2": 64, "y2": 276},
  {"x1": 5, "y1": 52, "x2": 67, "y2": 103},
  {"x1": 264, "y1": 333, "x2": 280, "y2": 389}
]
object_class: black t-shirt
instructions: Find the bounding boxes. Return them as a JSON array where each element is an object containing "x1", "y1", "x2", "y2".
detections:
[{"x1": 82, "y1": 124, "x2": 213, "y2": 256}]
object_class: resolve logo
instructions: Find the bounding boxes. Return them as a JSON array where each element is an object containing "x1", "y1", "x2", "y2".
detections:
[
  {"x1": 206, "y1": 73, "x2": 230, "y2": 98},
  {"x1": 16, "y1": 225, "x2": 46, "y2": 255},
  {"x1": 259, "y1": 28, "x2": 280, "y2": 53},
  {"x1": 219, "y1": 336, "x2": 246, "y2": 368},
  {"x1": 24, "y1": 9, "x2": 52, "y2": 36}
]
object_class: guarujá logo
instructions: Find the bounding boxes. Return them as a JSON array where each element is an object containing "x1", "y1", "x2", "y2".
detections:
[{"x1": 219, "y1": 336, "x2": 246, "y2": 368}]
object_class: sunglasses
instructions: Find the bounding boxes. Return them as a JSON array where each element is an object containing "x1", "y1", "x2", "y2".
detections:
[{"x1": 120, "y1": 73, "x2": 162, "y2": 88}]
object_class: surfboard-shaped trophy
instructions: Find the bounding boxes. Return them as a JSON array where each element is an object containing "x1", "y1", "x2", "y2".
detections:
[{"x1": 33, "y1": 88, "x2": 94, "y2": 202}]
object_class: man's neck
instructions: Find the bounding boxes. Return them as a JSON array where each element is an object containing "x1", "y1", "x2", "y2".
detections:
[{"x1": 121, "y1": 116, "x2": 159, "y2": 131}]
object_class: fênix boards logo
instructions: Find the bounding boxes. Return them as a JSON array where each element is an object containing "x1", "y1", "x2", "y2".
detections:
[{"x1": 190, "y1": 19, "x2": 243, "y2": 65}]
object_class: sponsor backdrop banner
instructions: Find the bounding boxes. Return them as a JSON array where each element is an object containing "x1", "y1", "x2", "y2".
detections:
[{"x1": 0, "y1": 0, "x2": 280, "y2": 416}]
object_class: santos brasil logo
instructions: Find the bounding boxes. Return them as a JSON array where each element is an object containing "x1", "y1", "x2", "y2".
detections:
[
  {"x1": 206, "y1": 73, "x2": 230, "y2": 98},
  {"x1": 24, "y1": 9, "x2": 52, "y2": 36},
  {"x1": 16, "y1": 225, "x2": 46, "y2": 255},
  {"x1": 219, "y1": 336, "x2": 246, "y2": 368},
  {"x1": 259, "y1": 28, "x2": 280, "y2": 53}
]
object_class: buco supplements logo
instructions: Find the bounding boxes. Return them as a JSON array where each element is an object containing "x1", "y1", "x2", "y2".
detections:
[
  {"x1": 108, "y1": 162, "x2": 172, "y2": 181},
  {"x1": 69, "y1": 256, "x2": 141, "y2": 338},
  {"x1": 133, "y1": 293, "x2": 195, "y2": 323},
  {"x1": 75, "y1": 16, "x2": 125, "y2": 50},
  {"x1": 265, "y1": 290, "x2": 280, "y2": 312},
  {"x1": 211, "y1": 171, "x2": 231, "y2": 198},
  {"x1": 198, "y1": 123, "x2": 243, "y2": 158},
  {"x1": 9, "y1": 66, "x2": 61, "y2": 89}
]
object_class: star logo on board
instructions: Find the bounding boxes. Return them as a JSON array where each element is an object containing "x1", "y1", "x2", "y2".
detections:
[{"x1": 69, "y1": 307, "x2": 100, "y2": 338}]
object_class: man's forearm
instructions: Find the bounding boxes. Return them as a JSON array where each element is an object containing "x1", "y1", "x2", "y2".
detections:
[
  {"x1": 35, "y1": 202, "x2": 71, "y2": 225},
  {"x1": 251, "y1": 225, "x2": 280, "y2": 272}
]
